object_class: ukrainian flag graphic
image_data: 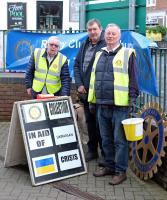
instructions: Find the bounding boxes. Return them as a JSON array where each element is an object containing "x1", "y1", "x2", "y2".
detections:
[{"x1": 35, "y1": 157, "x2": 56, "y2": 176}]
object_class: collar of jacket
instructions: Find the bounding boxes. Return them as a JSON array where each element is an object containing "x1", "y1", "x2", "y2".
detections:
[{"x1": 102, "y1": 44, "x2": 123, "y2": 55}]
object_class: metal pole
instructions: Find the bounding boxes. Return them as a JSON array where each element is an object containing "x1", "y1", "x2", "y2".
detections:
[
  {"x1": 79, "y1": 0, "x2": 86, "y2": 31},
  {"x1": 129, "y1": 0, "x2": 136, "y2": 31}
]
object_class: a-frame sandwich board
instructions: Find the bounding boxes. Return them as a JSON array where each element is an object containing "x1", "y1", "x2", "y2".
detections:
[{"x1": 4, "y1": 96, "x2": 87, "y2": 186}]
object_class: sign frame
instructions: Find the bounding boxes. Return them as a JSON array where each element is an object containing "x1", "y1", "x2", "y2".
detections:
[
  {"x1": 4, "y1": 102, "x2": 27, "y2": 167},
  {"x1": 5, "y1": 96, "x2": 87, "y2": 186}
]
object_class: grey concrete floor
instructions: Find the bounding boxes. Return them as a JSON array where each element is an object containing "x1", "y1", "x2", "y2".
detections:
[{"x1": 0, "y1": 122, "x2": 167, "y2": 200}]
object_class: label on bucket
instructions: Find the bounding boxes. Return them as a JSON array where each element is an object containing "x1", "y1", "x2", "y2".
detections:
[{"x1": 135, "y1": 123, "x2": 143, "y2": 137}]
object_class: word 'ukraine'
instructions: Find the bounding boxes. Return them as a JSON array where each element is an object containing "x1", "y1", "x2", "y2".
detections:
[{"x1": 49, "y1": 101, "x2": 69, "y2": 115}]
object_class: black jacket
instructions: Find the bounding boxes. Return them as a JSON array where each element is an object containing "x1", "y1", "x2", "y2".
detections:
[{"x1": 74, "y1": 32, "x2": 106, "y2": 91}]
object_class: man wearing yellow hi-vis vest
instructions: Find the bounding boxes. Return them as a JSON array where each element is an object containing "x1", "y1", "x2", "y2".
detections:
[
  {"x1": 25, "y1": 36, "x2": 70, "y2": 99},
  {"x1": 88, "y1": 24, "x2": 139, "y2": 185}
]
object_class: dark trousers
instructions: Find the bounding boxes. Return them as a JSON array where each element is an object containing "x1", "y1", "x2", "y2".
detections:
[
  {"x1": 83, "y1": 101, "x2": 104, "y2": 156},
  {"x1": 98, "y1": 105, "x2": 129, "y2": 173}
]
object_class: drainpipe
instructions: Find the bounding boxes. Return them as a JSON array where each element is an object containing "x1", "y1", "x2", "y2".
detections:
[
  {"x1": 79, "y1": 0, "x2": 86, "y2": 31},
  {"x1": 129, "y1": 0, "x2": 136, "y2": 31}
]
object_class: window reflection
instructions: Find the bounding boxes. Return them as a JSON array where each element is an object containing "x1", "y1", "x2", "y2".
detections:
[{"x1": 37, "y1": 1, "x2": 63, "y2": 30}]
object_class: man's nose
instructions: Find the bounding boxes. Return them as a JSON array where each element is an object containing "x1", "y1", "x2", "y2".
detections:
[{"x1": 91, "y1": 30, "x2": 96, "y2": 35}]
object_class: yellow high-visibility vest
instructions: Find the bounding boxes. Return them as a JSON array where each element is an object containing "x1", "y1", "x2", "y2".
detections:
[
  {"x1": 32, "y1": 49, "x2": 67, "y2": 94},
  {"x1": 88, "y1": 47, "x2": 135, "y2": 106}
]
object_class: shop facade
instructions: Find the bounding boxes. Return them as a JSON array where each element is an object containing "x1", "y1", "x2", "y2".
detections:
[{"x1": 0, "y1": 0, "x2": 79, "y2": 30}]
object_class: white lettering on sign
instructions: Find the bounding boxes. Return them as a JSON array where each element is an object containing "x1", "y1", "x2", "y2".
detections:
[
  {"x1": 27, "y1": 128, "x2": 53, "y2": 150},
  {"x1": 53, "y1": 124, "x2": 76, "y2": 145},
  {"x1": 41, "y1": 40, "x2": 47, "y2": 48},
  {"x1": 41, "y1": 40, "x2": 81, "y2": 49},
  {"x1": 58, "y1": 149, "x2": 81, "y2": 171},
  {"x1": 22, "y1": 103, "x2": 46, "y2": 123},
  {"x1": 46, "y1": 100, "x2": 71, "y2": 120}
]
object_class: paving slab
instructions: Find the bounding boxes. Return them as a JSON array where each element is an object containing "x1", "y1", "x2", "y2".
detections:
[{"x1": 0, "y1": 122, "x2": 167, "y2": 200}]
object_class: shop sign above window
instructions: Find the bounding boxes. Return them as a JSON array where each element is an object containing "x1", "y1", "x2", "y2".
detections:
[{"x1": 7, "y1": 2, "x2": 27, "y2": 30}]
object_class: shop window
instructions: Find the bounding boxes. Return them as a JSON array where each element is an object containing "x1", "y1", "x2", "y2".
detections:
[
  {"x1": 146, "y1": 0, "x2": 156, "y2": 7},
  {"x1": 37, "y1": 1, "x2": 63, "y2": 30}
]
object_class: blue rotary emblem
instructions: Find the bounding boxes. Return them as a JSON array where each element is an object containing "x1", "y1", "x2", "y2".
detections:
[
  {"x1": 130, "y1": 103, "x2": 167, "y2": 180},
  {"x1": 15, "y1": 39, "x2": 32, "y2": 59}
]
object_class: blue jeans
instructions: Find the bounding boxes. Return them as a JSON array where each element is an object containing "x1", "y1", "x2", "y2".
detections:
[{"x1": 97, "y1": 105, "x2": 129, "y2": 174}]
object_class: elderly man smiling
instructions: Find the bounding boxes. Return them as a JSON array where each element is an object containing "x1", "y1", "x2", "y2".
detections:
[
  {"x1": 88, "y1": 23, "x2": 139, "y2": 185},
  {"x1": 25, "y1": 36, "x2": 70, "y2": 99}
]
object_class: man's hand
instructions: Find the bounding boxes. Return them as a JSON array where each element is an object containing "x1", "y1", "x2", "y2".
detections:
[
  {"x1": 128, "y1": 98, "x2": 136, "y2": 116},
  {"x1": 78, "y1": 85, "x2": 87, "y2": 94},
  {"x1": 27, "y1": 88, "x2": 32, "y2": 96},
  {"x1": 89, "y1": 104, "x2": 96, "y2": 115},
  {"x1": 77, "y1": 86, "x2": 88, "y2": 102},
  {"x1": 129, "y1": 103, "x2": 135, "y2": 114}
]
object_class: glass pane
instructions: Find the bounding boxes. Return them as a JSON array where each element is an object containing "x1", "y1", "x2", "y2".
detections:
[{"x1": 37, "y1": 1, "x2": 63, "y2": 30}]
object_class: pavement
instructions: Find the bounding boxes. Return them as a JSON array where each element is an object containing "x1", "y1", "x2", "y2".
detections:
[{"x1": 0, "y1": 122, "x2": 167, "y2": 200}]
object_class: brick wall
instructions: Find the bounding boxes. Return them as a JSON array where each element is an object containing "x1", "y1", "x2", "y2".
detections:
[
  {"x1": 0, "y1": 73, "x2": 77, "y2": 122},
  {"x1": 156, "y1": 0, "x2": 167, "y2": 10},
  {"x1": 147, "y1": 0, "x2": 167, "y2": 12},
  {"x1": 0, "y1": 73, "x2": 31, "y2": 121}
]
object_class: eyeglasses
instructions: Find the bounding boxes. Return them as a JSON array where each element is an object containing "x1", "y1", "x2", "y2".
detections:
[{"x1": 49, "y1": 43, "x2": 59, "y2": 48}]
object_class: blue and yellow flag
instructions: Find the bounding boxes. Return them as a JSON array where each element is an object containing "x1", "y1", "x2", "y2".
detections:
[{"x1": 35, "y1": 157, "x2": 56, "y2": 175}]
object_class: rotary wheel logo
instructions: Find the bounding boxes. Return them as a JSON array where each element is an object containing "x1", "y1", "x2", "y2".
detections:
[
  {"x1": 15, "y1": 40, "x2": 32, "y2": 59},
  {"x1": 115, "y1": 60, "x2": 122, "y2": 66},
  {"x1": 129, "y1": 102, "x2": 167, "y2": 180},
  {"x1": 29, "y1": 106, "x2": 41, "y2": 120}
]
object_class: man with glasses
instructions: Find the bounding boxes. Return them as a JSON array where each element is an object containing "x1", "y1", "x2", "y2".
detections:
[{"x1": 25, "y1": 36, "x2": 70, "y2": 99}]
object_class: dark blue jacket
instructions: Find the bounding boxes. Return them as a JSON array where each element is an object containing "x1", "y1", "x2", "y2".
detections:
[
  {"x1": 74, "y1": 32, "x2": 106, "y2": 91},
  {"x1": 95, "y1": 45, "x2": 139, "y2": 106},
  {"x1": 25, "y1": 49, "x2": 70, "y2": 99}
]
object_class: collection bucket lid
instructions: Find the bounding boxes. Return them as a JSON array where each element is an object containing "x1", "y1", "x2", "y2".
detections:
[{"x1": 122, "y1": 118, "x2": 144, "y2": 125}]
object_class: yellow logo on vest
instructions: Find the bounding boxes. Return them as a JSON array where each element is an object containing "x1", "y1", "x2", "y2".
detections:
[
  {"x1": 53, "y1": 64, "x2": 58, "y2": 69},
  {"x1": 115, "y1": 60, "x2": 122, "y2": 67}
]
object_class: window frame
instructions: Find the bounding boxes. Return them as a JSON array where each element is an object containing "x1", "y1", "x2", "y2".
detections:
[
  {"x1": 147, "y1": 0, "x2": 156, "y2": 7},
  {"x1": 37, "y1": 1, "x2": 63, "y2": 30}
]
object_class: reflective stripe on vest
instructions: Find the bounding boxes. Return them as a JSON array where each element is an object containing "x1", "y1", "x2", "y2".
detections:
[
  {"x1": 32, "y1": 49, "x2": 67, "y2": 94},
  {"x1": 88, "y1": 47, "x2": 135, "y2": 105},
  {"x1": 88, "y1": 51, "x2": 102, "y2": 103}
]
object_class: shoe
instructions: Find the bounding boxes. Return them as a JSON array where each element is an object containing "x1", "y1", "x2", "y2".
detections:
[
  {"x1": 93, "y1": 167, "x2": 115, "y2": 177},
  {"x1": 98, "y1": 156, "x2": 106, "y2": 167},
  {"x1": 85, "y1": 151, "x2": 98, "y2": 162},
  {"x1": 109, "y1": 173, "x2": 127, "y2": 185}
]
